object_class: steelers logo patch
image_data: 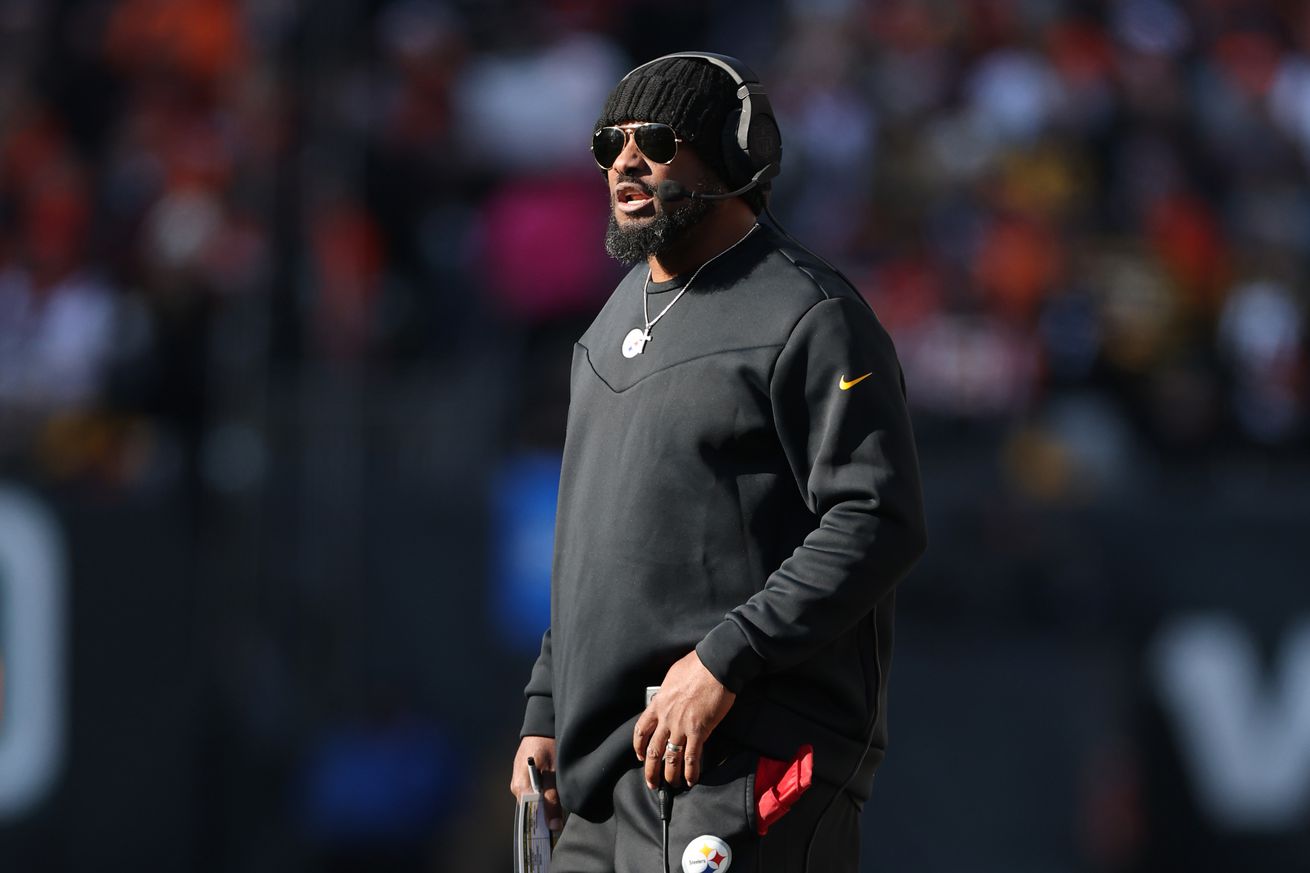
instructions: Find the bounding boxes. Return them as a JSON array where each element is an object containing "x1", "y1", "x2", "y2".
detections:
[{"x1": 681, "y1": 834, "x2": 732, "y2": 873}]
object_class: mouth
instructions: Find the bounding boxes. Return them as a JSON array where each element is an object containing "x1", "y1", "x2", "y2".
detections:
[{"x1": 614, "y1": 181, "x2": 656, "y2": 215}]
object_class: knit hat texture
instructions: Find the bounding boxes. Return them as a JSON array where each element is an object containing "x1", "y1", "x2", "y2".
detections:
[{"x1": 596, "y1": 57, "x2": 738, "y2": 188}]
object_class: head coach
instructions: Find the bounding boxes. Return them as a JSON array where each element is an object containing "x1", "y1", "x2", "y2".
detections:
[{"x1": 509, "y1": 52, "x2": 927, "y2": 873}]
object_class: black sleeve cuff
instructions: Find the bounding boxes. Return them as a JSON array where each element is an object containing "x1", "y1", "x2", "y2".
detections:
[
  {"x1": 520, "y1": 694, "x2": 556, "y2": 739},
  {"x1": 696, "y1": 619, "x2": 766, "y2": 694}
]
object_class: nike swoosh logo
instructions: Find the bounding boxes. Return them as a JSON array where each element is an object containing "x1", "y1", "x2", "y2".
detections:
[{"x1": 839, "y1": 372, "x2": 872, "y2": 390}]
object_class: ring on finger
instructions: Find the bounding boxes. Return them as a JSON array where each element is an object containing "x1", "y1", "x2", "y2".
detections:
[{"x1": 665, "y1": 742, "x2": 683, "y2": 753}]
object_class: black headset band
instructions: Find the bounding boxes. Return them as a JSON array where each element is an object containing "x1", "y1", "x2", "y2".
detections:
[{"x1": 619, "y1": 51, "x2": 762, "y2": 88}]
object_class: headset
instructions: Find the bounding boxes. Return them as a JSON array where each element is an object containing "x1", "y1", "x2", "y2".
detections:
[{"x1": 616, "y1": 51, "x2": 783, "y2": 201}]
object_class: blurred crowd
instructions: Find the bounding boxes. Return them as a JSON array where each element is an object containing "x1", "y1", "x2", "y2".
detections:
[
  {"x1": 3, "y1": 0, "x2": 1309, "y2": 498},
  {"x1": 3, "y1": 2, "x2": 1310, "y2": 870}
]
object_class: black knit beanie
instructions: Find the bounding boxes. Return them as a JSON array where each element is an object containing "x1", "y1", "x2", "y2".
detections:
[{"x1": 596, "y1": 57, "x2": 742, "y2": 197}]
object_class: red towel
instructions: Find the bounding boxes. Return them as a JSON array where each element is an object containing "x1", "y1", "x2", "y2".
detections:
[{"x1": 753, "y1": 744, "x2": 814, "y2": 835}]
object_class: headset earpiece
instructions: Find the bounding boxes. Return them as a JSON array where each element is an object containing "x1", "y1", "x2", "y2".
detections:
[
  {"x1": 720, "y1": 108, "x2": 755, "y2": 191},
  {"x1": 747, "y1": 113, "x2": 781, "y2": 176}
]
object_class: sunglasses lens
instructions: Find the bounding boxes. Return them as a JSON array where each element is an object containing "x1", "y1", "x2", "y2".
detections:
[
  {"x1": 634, "y1": 125, "x2": 677, "y2": 163},
  {"x1": 592, "y1": 125, "x2": 679, "y2": 168},
  {"x1": 592, "y1": 128, "x2": 626, "y2": 169}
]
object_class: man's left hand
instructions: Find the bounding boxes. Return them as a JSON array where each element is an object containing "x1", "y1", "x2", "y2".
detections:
[{"x1": 633, "y1": 650, "x2": 736, "y2": 789}]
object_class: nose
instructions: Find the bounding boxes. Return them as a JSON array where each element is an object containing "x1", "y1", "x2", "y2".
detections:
[{"x1": 611, "y1": 130, "x2": 648, "y2": 177}]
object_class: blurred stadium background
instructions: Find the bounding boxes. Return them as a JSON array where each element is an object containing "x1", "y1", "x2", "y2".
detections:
[{"x1": 1, "y1": 0, "x2": 1309, "y2": 870}]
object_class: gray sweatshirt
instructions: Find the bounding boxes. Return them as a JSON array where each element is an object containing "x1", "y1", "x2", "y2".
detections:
[{"x1": 520, "y1": 223, "x2": 927, "y2": 821}]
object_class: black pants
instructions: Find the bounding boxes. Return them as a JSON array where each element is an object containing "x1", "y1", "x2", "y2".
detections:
[{"x1": 550, "y1": 748, "x2": 861, "y2": 873}]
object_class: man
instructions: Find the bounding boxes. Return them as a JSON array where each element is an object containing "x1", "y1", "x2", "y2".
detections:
[{"x1": 509, "y1": 53, "x2": 926, "y2": 872}]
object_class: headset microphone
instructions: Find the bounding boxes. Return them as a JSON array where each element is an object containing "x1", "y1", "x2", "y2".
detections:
[{"x1": 655, "y1": 165, "x2": 775, "y2": 204}]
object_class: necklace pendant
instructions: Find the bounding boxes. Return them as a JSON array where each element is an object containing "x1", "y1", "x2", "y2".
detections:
[{"x1": 622, "y1": 327, "x2": 649, "y2": 358}]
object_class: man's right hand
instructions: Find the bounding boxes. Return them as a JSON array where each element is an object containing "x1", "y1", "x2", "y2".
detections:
[{"x1": 510, "y1": 735, "x2": 562, "y2": 831}]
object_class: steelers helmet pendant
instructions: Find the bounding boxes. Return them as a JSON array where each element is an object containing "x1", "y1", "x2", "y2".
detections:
[{"x1": 622, "y1": 327, "x2": 648, "y2": 358}]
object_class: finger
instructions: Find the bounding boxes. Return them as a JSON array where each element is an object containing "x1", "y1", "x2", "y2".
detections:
[
  {"x1": 663, "y1": 732, "x2": 687, "y2": 787},
  {"x1": 633, "y1": 708, "x2": 656, "y2": 761},
  {"x1": 509, "y1": 762, "x2": 529, "y2": 797},
  {"x1": 683, "y1": 729, "x2": 705, "y2": 786},
  {"x1": 542, "y1": 783, "x2": 563, "y2": 831},
  {"x1": 644, "y1": 725, "x2": 670, "y2": 788}
]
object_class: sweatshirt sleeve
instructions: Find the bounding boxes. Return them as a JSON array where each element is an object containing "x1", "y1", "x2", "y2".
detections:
[
  {"x1": 520, "y1": 628, "x2": 556, "y2": 738},
  {"x1": 696, "y1": 296, "x2": 927, "y2": 693}
]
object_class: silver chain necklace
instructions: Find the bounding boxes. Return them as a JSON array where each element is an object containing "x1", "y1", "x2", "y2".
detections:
[{"x1": 621, "y1": 224, "x2": 759, "y2": 359}]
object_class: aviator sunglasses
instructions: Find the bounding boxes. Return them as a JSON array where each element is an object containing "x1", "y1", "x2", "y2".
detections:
[{"x1": 591, "y1": 123, "x2": 684, "y2": 170}]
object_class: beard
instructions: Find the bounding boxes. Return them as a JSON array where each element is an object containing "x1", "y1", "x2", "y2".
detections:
[{"x1": 603, "y1": 179, "x2": 717, "y2": 264}]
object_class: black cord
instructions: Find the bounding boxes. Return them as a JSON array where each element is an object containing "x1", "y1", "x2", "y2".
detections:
[{"x1": 657, "y1": 786, "x2": 674, "y2": 873}]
